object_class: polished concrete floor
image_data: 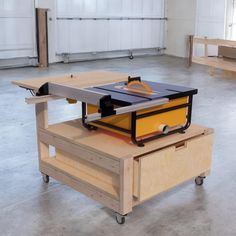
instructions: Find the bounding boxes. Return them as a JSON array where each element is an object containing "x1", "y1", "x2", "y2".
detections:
[{"x1": 1, "y1": 55, "x2": 236, "y2": 236}]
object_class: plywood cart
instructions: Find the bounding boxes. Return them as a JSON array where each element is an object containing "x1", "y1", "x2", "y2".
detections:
[{"x1": 13, "y1": 71, "x2": 214, "y2": 224}]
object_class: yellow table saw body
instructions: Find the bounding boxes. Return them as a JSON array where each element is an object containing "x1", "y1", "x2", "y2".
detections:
[{"x1": 87, "y1": 96, "x2": 188, "y2": 138}]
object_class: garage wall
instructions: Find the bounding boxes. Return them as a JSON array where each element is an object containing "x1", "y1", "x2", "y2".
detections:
[
  {"x1": 56, "y1": 0, "x2": 166, "y2": 58},
  {"x1": 0, "y1": 0, "x2": 228, "y2": 64},
  {"x1": 195, "y1": 0, "x2": 226, "y2": 56},
  {"x1": 165, "y1": 0, "x2": 196, "y2": 58},
  {"x1": 195, "y1": 0, "x2": 226, "y2": 38},
  {"x1": 0, "y1": 0, "x2": 36, "y2": 61}
]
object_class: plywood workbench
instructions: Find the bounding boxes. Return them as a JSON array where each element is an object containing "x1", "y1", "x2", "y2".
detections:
[
  {"x1": 12, "y1": 71, "x2": 214, "y2": 224},
  {"x1": 188, "y1": 36, "x2": 236, "y2": 78}
]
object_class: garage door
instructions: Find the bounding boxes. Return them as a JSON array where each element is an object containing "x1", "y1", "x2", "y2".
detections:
[
  {"x1": 0, "y1": 0, "x2": 37, "y2": 63},
  {"x1": 56, "y1": 0, "x2": 166, "y2": 58}
]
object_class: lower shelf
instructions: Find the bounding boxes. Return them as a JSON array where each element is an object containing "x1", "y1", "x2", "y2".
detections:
[{"x1": 41, "y1": 157, "x2": 119, "y2": 199}]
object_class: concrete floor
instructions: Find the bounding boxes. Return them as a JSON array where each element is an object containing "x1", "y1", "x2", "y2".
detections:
[{"x1": 0, "y1": 55, "x2": 236, "y2": 236}]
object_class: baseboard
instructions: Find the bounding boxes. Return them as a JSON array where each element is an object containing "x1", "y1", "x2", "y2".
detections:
[{"x1": 0, "y1": 57, "x2": 38, "y2": 69}]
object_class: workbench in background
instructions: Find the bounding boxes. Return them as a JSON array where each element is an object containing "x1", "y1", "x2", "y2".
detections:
[{"x1": 188, "y1": 36, "x2": 236, "y2": 78}]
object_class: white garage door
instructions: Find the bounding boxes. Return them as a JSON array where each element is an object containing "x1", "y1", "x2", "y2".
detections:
[
  {"x1": 56, "y1": 0, "x2": 166, "y2": 56},
  {"x1": 0, "y1": 0, "x2": 36, "y2": 60},
  {"x1": 227, "y1": 0, "x2": 236, "y2": 40},
  {"x1": 195, "y1": 0, "x2": 226, "y2": 56}
]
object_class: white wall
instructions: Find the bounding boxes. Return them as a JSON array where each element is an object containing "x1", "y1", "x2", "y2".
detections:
[
  {"x1": 36, "y1": 0, "x2": 166, "y2": 63},
  {"x1": 195, "y1": 0, "x2": 226, "y2": 38},
  {"x1": 1, "y1": 0, "x2": 229, "y2": 63},
  {"x1": 166, "y1": 0, "x2": 196, "y2": 58},
  {"x1": 56, "y1": 0, "x2": 165, "y2": 56},
  {"x1": 195, "y1": 0, "x2": 226, "y2": 56},
  {"x1": 0, "y1": 0, "x2": 36, "y2": 59}
]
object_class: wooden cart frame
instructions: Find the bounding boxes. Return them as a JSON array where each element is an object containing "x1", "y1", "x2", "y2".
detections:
[{"x1": 13, "y1": 71, "x2": 214, "y2": 224}]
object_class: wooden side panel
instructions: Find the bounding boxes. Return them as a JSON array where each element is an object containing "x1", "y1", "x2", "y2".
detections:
[
  {"x1": 36, "y1": 8, "x2": 48, "y2": 68},
  {"x1": 218, "y1": 46, "x2": 236, "y2": 60},
  {"x1": 137, "y1": 134, "x2": 213, "y2": 201},
  {"x1": 193, "y1": 37, "x2": 236, "y2": 47}
]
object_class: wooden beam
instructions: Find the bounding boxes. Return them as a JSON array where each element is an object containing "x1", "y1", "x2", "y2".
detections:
[
  {"x1": 204, "y1": 36, "x2": 208, "y2": 58},
  {"x1": 188, "y1": 35, "x2": 194, "y2": 67},
  {"x1": 119, "y1": 157, "x2": 133, "y2": 215},
  {"x1": 35, "y1": 103, "x2": 49, "y2": 163},
  {"x1": 193, "y1": 37, "x2": 236, "y2": 47},
  {"x1": 36, "y1": 8, "x2": 49, "y2": 68},
  {"x1": 26, "y1": 95, "x2": 61, "y2": 104}
]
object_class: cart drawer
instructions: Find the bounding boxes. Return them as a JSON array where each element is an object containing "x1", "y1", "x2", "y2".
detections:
[{"x1": 133, "y1": 134, "x2": 213, "y2": 201}]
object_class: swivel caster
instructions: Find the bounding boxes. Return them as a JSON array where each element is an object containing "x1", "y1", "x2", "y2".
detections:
[
  {"x1": 42, "y1": 174, "x2": 50, "y2": 183},
  {"x1": 137, "y1": 142, "x2": 145, "y2": 147},
  {"x1": 129, "y1": 55, "x2": 134, "y2": 60},
  {"x1": 85, "y1": 124, "x2": 98, "y2": 131},
  {"x1": 195, "y1": 176, "x2": 205, "y2": 186},
  {"x1": 115, "y1": 213, "x2": 126, "y2": 225}
]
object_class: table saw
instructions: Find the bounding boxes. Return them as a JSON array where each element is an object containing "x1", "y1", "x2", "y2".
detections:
[
  {"x1": 35, "y1": 75, "x2": 197, "y2": 146},
  {"x1": 12, "y1": 71, "x2": 213, "y2": 224}
]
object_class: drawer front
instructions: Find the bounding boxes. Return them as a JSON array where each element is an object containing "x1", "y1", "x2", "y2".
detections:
[{"x1": 134, "y1": 134, "x2": 213, "y2": 201}]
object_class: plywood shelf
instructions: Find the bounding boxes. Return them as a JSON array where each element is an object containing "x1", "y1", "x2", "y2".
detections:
[
  {"x1": 192, "y1": 56, "x2": 236, "y2": 72},
  {"x1": 41, "y1": 157, "x2": 119, "y2": 199}
]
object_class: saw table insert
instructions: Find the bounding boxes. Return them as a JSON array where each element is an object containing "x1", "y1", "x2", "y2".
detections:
[{"x1": 35, "y1": 75, "x2": 198, "y2": 146}]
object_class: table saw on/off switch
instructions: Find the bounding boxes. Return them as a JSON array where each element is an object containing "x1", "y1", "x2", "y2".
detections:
[{"x1": 37, "y1": 76, "x2": 198, "y2": 146}]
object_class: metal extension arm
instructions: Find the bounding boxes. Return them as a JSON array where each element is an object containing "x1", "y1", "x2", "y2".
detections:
[{"x1": 85, "y1": 98, "x2": 169, "y2": 123}]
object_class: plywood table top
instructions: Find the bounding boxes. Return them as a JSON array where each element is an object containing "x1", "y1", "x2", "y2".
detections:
[
  {"x1": 44, "y1": 119, "x2": 213, "y2": 160},
  {"x1": 12, "y1": 70, "x2": 129, "y2": 91}
]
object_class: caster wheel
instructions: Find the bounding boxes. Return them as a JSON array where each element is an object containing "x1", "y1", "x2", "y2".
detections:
[
  {"x1": 195, "y1": 176, "x2": 205, "y2": 186},
  {"x1": 115, "y1": 213, "x2": 126, "y2": 225},
  {"x1": 129, "y1": 55, "x2": 134, "y2": 60},
  {"x1": 137, "y1": 142, "x2": 145, "y2": 147},
  {"x1": 86, "y1": 124, "x2": 98, "y2": 131},
  {"x1": 42, "y1": 174, "x2": 49, "y2": 183}
]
